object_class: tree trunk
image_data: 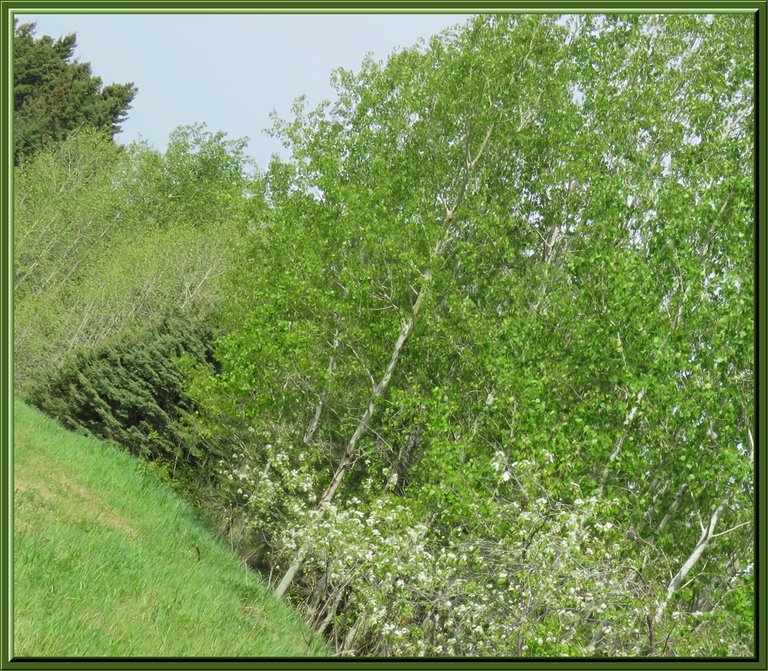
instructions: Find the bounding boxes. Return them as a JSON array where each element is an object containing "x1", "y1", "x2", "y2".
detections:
[
  {"x1": 303, "y1": 333, "x2": 339, "y2": 445},
  {"x1": 274, "y1": 285, "x2": 429, "y2": 598}
]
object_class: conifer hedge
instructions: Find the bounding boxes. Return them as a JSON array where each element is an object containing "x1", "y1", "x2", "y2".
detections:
[{"x1": 27, "y1": 313, "x2": 216, "y2": 472}]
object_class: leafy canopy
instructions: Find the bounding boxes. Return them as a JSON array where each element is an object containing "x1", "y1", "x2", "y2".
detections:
[{"x1": 187, "y1": 14, "x2": 753, "y2": 656}]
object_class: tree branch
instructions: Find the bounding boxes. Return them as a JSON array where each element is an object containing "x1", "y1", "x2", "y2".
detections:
[{"x1": 653, "y1": 501, "x2": 726, "y2": 625}]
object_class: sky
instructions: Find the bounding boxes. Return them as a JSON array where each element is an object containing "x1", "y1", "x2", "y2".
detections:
[{"x1": 17, "y1": 13, "x2": 472, "y2": 169}]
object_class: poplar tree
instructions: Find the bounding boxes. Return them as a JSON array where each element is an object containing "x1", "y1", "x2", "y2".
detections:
[{"x1": 189, "y1": 14, "x2": 754, "y2": 656}]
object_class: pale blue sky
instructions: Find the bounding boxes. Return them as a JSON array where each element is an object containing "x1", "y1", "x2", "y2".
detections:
[{"x1": 16, "y1": 13, "x2": 472, "y2": 169}]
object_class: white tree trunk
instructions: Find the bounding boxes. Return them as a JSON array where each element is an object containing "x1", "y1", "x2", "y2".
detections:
[{"x1": 653, "y1": 502, "x2": 726, "y2": 625}]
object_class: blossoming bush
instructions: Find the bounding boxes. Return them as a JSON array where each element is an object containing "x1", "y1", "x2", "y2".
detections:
[{"x1": 216, "y1": 442, "x2": 752, "y2": 656}]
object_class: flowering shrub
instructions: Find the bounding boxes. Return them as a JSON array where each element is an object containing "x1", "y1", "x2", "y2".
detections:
[{"x1": 216, "y1": 446, "x2": 753, "y2": 656}]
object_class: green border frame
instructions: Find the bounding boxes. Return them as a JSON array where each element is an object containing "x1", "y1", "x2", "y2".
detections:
[{"x1": 0, "y1": 2, "x2": 764, "y2": 670}]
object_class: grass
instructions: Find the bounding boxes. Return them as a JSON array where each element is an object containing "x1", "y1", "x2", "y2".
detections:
[{"x1": 13, "y1": 398, "x2": 328, "y2": 657}]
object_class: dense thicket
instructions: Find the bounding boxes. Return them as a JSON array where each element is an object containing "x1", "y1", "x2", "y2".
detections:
[
  {"x1": 14, "y1": 12, "x2": 755, "y2": 659},
  {"x1": 187, "y1": 14, "x2": 754, "y2": 656},
  {"x1": 13, "y1": 21, "x2": 136, "y2": 165}
]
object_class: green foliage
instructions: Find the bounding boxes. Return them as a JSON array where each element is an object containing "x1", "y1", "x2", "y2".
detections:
[
  {"x1": 14, "y1": 126, "x2": 249, "y2": 393},
  {"x1": 14, "y1": 129, "x2": 129, "y2": 388},
  {"x1": 12, "y1": 10, "x2": 753, "y2": 660},
  {"x1": 189, "y1": 14, "x2": 754, "y2": 656},
  {"x1": 13, "y1": 398, "x2": 327, "y2": 656},
  {"x1": 118, "y1": 123, "x2": 252, "y2": 228},
  {"x1": 27, "y1": 314, "x2": 216, "y2": 475},
  {"x1": 13, "y1": 20, "x2": 136, "y2": 164},
  {"x1": 13, "y1": 128, "x2": 125, "y2": 304}
]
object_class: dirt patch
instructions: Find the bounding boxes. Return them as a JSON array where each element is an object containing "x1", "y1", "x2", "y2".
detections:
[
  {"x1": 15, "y1": 468, "x2": 137, "y2": 537},
  {"x1": 14, "y1": 477, "x2": 56, "y2": 503},
  {"x1": 60, "y1": 475, "x2": 137, "y2": 536}
]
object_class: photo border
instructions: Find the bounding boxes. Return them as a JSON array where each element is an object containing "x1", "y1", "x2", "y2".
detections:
[{"x1": 0, "y1": 2, "x2": 764, "y2": 670}]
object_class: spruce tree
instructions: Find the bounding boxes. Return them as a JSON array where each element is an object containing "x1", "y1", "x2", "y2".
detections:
[{"x1": 13, "y1": 20, "x2": 136, "y2": 164}]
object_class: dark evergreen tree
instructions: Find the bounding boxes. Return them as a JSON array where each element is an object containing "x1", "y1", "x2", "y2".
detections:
[
  {"x1": 27, "y1": 313, "x2": 218, "y2": 477},
  {"x1": 13, "y1": 20, "x2": 137, "y2": 164}
]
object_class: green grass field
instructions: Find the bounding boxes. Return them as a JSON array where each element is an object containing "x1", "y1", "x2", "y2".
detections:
[{"x1": 13, "y1": 398, "x2": 327, "y2": 657}]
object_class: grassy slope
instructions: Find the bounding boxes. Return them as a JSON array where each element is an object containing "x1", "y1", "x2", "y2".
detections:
[{"x1": 13, "y1": 398, "x2": 327, "y2": 657}]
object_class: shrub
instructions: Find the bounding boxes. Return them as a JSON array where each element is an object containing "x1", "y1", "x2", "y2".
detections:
[{"x1": 27, "y1": 312, "x2": 217, "y2": 478}]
